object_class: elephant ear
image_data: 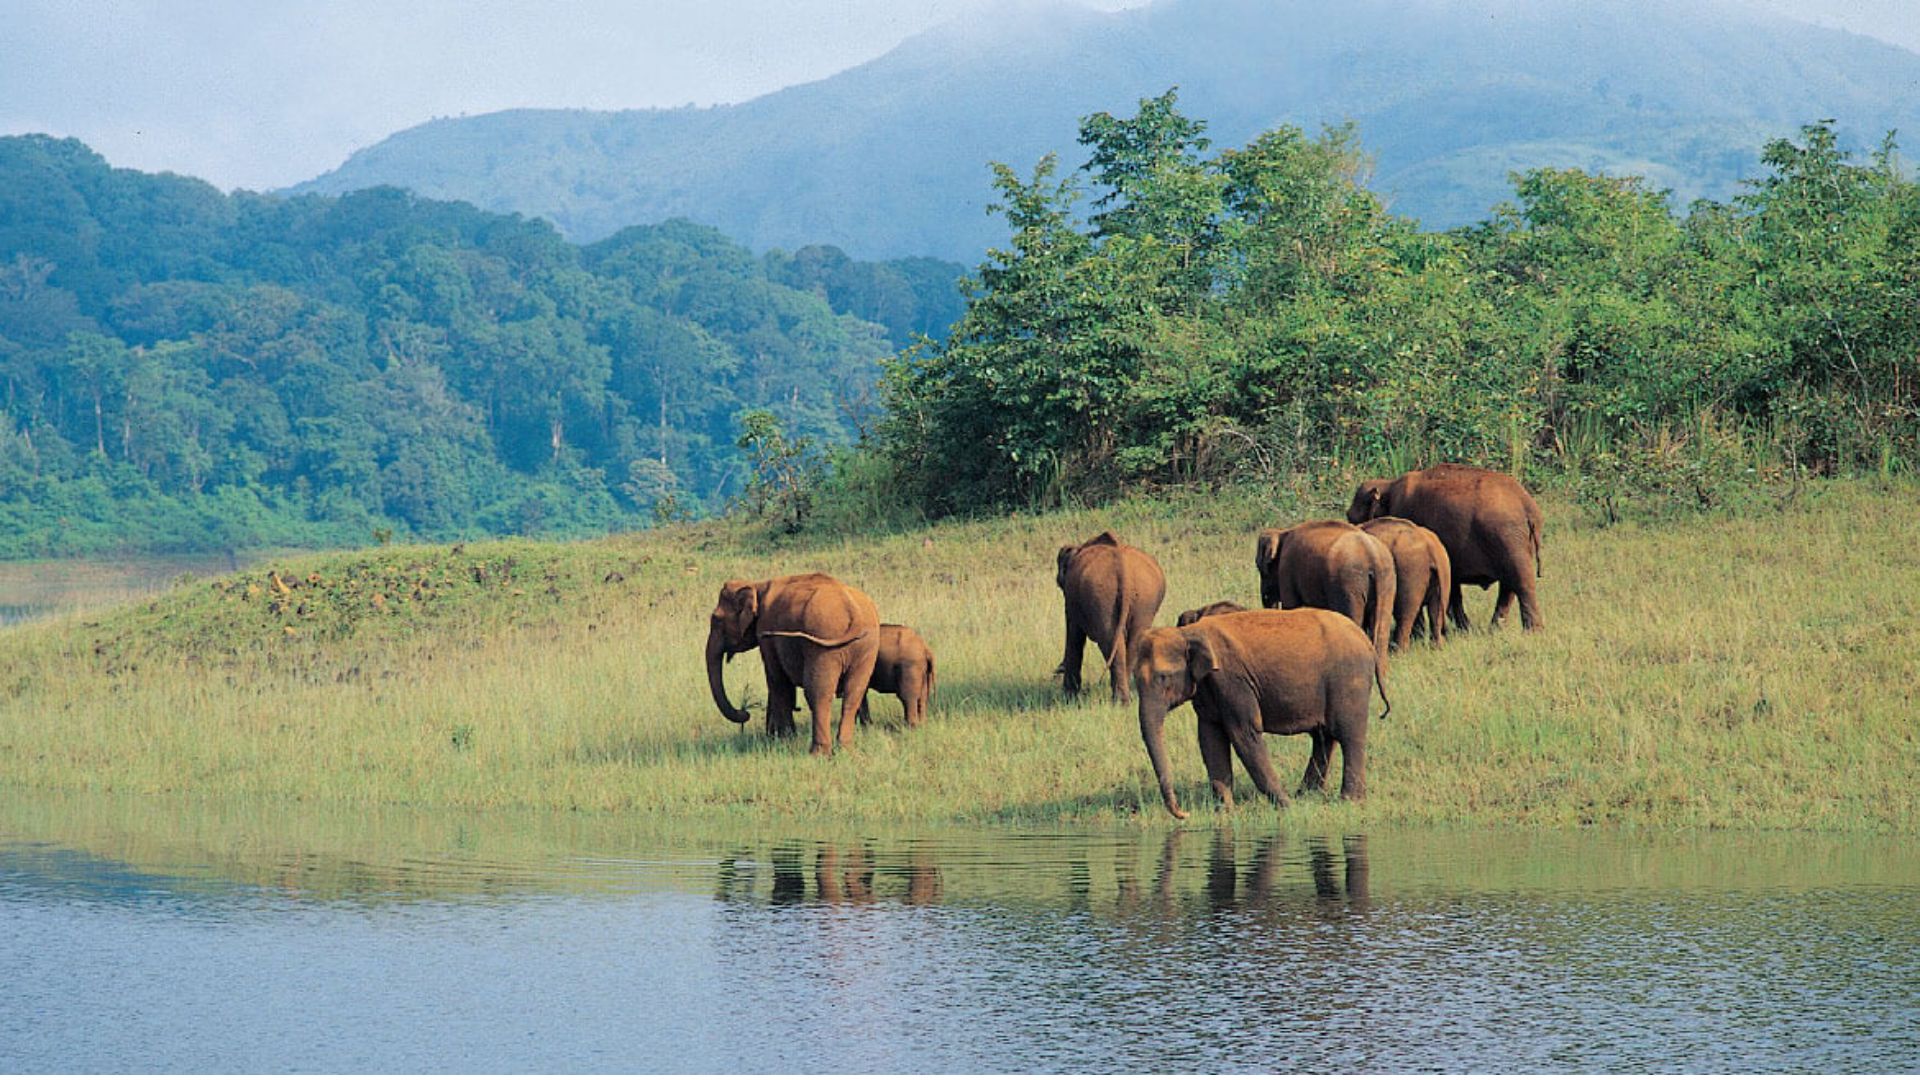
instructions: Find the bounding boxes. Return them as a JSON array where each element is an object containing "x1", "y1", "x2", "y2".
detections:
[
  {"x1": 1348, "y1": 482, "x2": 1386, "y2": 523},
  {"x1": 1056, "y1": 545, "x2": 1077, "y2": 588},
  {"x1": 723, "y1": 581, "x2": 760, "y2": 640},
  {"x1": 1254, "y1": 528, "x2": 1286, "y2": 574},
  {"x1": 1185, "y1": 632, "x2": 1222, "y2": 687}
]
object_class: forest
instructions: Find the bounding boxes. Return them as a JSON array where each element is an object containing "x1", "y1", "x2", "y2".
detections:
[
  {"x1": 0, "y1": 135, "x2": 964, "y2": 556},
  {"x1": 868, "y1": 93, "x2": 1920, "y2": 520},
  {"x1": 6, "y1": 92, "x2": 1918, "y2": 555}
]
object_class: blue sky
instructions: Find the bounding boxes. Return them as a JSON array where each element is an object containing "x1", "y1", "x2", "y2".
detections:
[{"x1": 1, "y1": 0, "x2": 1912, "y2": 192}]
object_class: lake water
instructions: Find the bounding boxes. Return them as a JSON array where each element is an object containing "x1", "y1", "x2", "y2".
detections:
[
  {"x1": 0, "y1": 553, "x2": 249, "y2": 627},
  {"x1": 1, "y1": 792, "x2": 1915, "y2": 1073}
]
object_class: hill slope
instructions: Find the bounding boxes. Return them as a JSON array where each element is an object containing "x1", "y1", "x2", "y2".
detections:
[{"x1": 291, "y1": 0, "x2": 1920, "y2": 259}]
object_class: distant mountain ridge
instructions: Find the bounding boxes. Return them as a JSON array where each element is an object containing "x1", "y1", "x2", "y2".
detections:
[{"x1": 291, "y1": 0, "x2": 1920, "y2": 260}]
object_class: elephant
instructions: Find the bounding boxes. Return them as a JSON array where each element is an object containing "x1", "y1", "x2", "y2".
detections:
[
  {"x1": 1358, "y1": 516, "x2": 1453, "y2": 650},
  {"x1": 704, "y1": 573, "x2": 880, "y2": 755},
  {"x1": 1055, "y1": 530, "x2": 1167, "y2": 703},
  {"x1": 1347, "y1": 463, "x2": 1543, "y2": 631},
  {"x1": 1132, "y1": 608, "x2": 1386, "y2": 820},
  {"x1": 1176, "y1": 600, "x2": 1248, "y2": 627},
  {"x1": 856, "y1": 623, "x2": 935, "y2": 727},
  {"x1": 1253, "y1": 519, "x2": 1396, "y2": 669}
]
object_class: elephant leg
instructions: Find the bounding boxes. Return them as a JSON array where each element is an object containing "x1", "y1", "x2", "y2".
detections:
[
  {"x1": 1299, "y1": 729, "x2": 1332, "y2": 794},
  {"x1": 1492, "y1": 579, "x2": 1516, "y2": 628},
  {"x1": 1427, "y1": 581, "x2": 1447, "y2": 644},
  {"x1": 1212, "y1": 684, "x2": 1287, "y2": 807},
  {"x1": 1449, "y1": 580, "x2": 1471, "y2": 633},
  {"x1": 1393, "y1": 579, "x2": 1420, "y2": 652},
  {"x1": 856, "y1": 693, "x2": 872, "y2": 726},
  {"x1": 1224, "y1": 719, "x2": 1289, "y2": 809},
  {"x1": 764, "y1": 650, "x2": 798, "y2": 737},
  {"x1": 836, "y1": 650, "x2": 876, "y2": 750},
  {"x1": 1196, "y1": 715, "x2": 1235, "y2": 809},
  {"x1": 904, "y1": 671, "x2": 927, "y2": 727},
  {"x1": 1058, "y1": 621, "x2": 1087, "y2": 695},
  {"x1": 802, "y1": 661, "x2": 840, "y2": 755},
  {"x1": 1337, "y1": 728, "x2": 1367, "y2": 800},
  {"x1": 1516, "y1": 561, "x2": 1543, "y2": 631},
  {"x1": 1107, "y1": 631, "x2": 1133, "y2": 705}
]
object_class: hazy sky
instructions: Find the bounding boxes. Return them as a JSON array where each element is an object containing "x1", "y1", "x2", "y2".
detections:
[{"x1": 1, "y1": 0, "x2": 1913, "y2": 192}]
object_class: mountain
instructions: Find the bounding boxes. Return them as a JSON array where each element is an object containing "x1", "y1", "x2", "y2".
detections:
[{"x1": 288, "y1": 0, "x2": 1920, "y2": 261}]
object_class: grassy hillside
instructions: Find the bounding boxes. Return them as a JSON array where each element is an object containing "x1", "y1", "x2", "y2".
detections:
[
  {"x1": 0, "y1": 479, "x2": 1914, "y2": 831},
  {"x1": 291, "y1": 0, "x2": 1920, "y2": 258}
]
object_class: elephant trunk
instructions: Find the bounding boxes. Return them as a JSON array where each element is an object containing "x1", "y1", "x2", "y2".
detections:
[
  {"x1": 706, "y1": 624, "x2": 750, "y2": 725},
  {"x1": 1138, "y1": 696, "x2": 1187, "y2": 820}
]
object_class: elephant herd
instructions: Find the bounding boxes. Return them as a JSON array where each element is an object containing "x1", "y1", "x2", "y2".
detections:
[{"x1": 704, "y1": 463, "x2": 1545, "y2": 818}]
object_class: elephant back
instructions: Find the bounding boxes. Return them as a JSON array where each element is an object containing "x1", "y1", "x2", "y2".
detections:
[{"x1": 763, "y1": 573, "x2": 879, "y2": 646}]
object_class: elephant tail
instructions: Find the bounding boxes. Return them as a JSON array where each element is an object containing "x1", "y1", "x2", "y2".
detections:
[
  {"x1": 926, "y1": 653, "x2": 936, "y2": 714},
  {"x1": 1373, "y1": 652, "x2": 1391, "y2": 720},
  {"x1": 1108, "y1": 591, "x2": 1133, "y2": 687},
  {"x1": 1363, "y1": 564, "x2": 1389, "y2": 660},
  {"x1": 1529, "y1": 512, "x2": 1543, "y2": 578},
  {"x1": 759, "y1": 627, "x2": 872, "y2": 648}
]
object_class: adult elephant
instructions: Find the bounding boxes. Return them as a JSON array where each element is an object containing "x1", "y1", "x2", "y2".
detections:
[
  {"x1": 1056, "y1": 530, "x2": 1166, "y2": 704},
  {"x1": 705, "y1": 573, "x2": 880, "y2": 755},
  {"x1": 1358, "y1": 516, "x2": 1452, "y2": 650},
  {"x1": 1132, "y1": 608, "x2": 1386, "y2": 820},
  {"x1": 1347, "y1": 463, "x2": 1543, "y2": 631},
  {"x1": 1253, "y1": 520, "x2": 1395, "y2": 669}
]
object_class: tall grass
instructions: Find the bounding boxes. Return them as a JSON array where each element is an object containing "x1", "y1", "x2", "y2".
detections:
[{"x1": 0, "y1": 480, "x2": 1914, "y2": 830}]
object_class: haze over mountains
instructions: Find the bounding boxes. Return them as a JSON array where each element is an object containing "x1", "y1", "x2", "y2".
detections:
[{"x1": 291, "y1": 0, "x2": 1920, "y2": 261}]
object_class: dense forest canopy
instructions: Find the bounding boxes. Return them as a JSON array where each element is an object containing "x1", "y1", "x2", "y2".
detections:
[
  {"x1": 870, "y1": 92, "x2": 1920, "y2": 518},
  {"x1": 0, "y1": 135, "x2": 965, "y2": 556},
  {"x1": 6, "y1": 88, "x2": 1917, "y2": 555}
]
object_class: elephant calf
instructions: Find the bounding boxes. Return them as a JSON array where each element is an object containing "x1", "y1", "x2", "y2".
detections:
[
  {"x1": 1055, "y1": 530, "x2": 1167, "y2": 704},
  {"x1": 1253, "y1": 520, "x2": 1396, "y2": 670},
  {"x1": 1358, "y1": 516, "x2": 1452, "y2": 650},
  {"x1": 1133, "y1": 608, "x2": 1387, "y2": 820},
  {"x1": 857, "y1": 623, "x2": 935, "y2": 727}
]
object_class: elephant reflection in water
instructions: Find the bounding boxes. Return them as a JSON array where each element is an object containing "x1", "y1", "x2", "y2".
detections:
[
  {"x1": 1112, "y1": 830, "x2": 1369, "y2": 919},
  {"x1": 1203, "y1": 832, "x2": 1369, "y2": 918},
  {"x1": 714, "y1": 842, "x2": 941, "y2": 906}
]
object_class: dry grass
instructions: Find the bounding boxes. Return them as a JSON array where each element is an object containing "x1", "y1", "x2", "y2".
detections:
[{"x1": 0, "y1": 480, "x2": 1913, "y2": 830}]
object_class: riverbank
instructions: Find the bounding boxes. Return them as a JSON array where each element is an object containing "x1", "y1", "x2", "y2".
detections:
[{"x1": 0, "y1": 480, "x2": 1913, "y2": 830}]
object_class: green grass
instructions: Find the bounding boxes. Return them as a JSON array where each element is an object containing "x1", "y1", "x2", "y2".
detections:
[{"x1": 0, "y1": 480, "x2": 1914, "y2": 830}]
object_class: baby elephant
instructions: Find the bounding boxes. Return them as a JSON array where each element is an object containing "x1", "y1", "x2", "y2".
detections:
[
  {"x1": 1133, "y1": 608, "x2": 1387, "y2": 820},
  {"x1": 1176, "y1": 600, "x2": 1249, "y2": 627},
  {"x1": 857, "y1": 623, "x2": 935, "y2": 727}
]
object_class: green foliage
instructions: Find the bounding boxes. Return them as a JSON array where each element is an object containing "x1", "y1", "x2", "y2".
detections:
[
  {"x1": 877, "y1": 100, "x2": 1920, "y2": 519},
  {"x1": 0, "y1": 137, "x2": 966, "y2": 555},
  {"x1": 735, "y1": 409, "x2": 823, "y2": 534}
]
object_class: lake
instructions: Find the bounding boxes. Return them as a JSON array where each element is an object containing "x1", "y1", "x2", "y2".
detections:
[
  {"x1": 0, "y1": 554, "x2": 252, "y2": 627},
  {"x1": 1, "y1": 790, "x2": 1915, "y2": 1072}
]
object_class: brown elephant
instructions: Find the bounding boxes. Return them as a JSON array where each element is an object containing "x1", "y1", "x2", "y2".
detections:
[
  {"x1": 856, "y1": 623, "x2": 935, "y2": 728},
  {"x1": 1347, "y1": 463, "x2": 1543, "y2": 630},
  {"x1": 704, "y1": 573, "x2": 880, "y2": 755},
  {"x1": 1132, "y1": 608, "x2": 1386, "y2": 820},
  {"x1": 1055, "y1": 530, "x2": 1167, "y2": 703},
  {"x1": 1253, "y1": 520, "x2": 1395, "y2": 669},
  {"x1": 1176, "y1": 600, "x2": 1249, "y2": 627},
  {"x1": 1358, "y1": 516, "x2": 1453, "y2": 650}
]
